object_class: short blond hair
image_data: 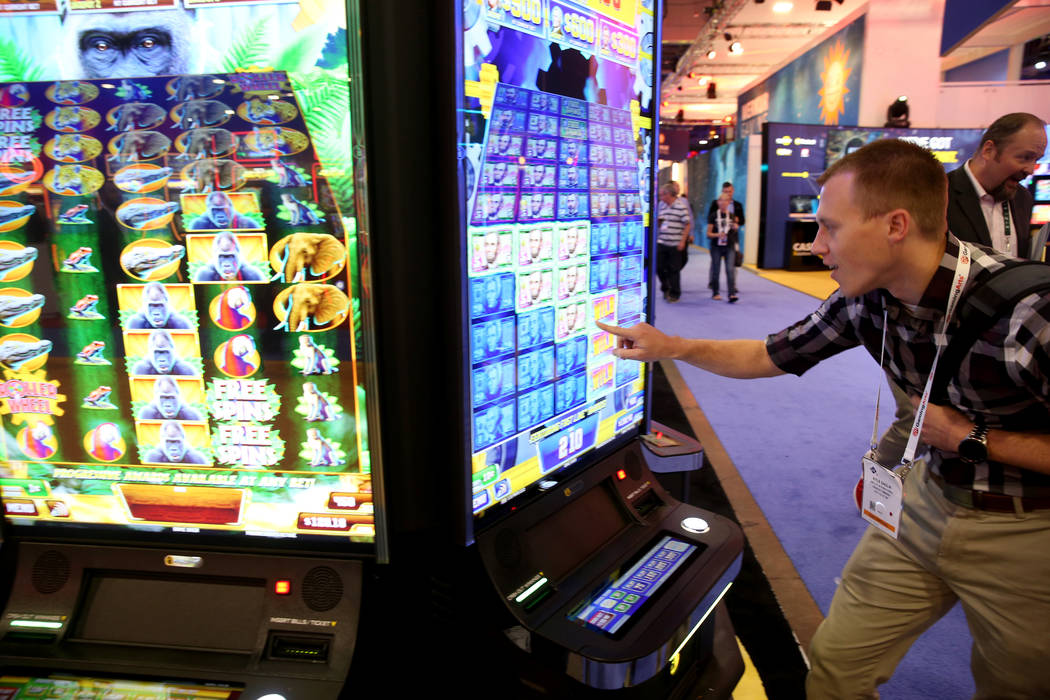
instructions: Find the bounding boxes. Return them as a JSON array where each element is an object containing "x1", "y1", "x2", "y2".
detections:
[{"x1": 818, "y1": 139, "x2": 947, "y2": 240}]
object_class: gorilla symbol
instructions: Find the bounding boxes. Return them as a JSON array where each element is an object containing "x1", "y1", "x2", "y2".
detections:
[
  {"x1": 143, "y1": 420, "x2": 208, "y2": 465},
  {"x1": 138, "y1": 376, "x2": 203, "y2": 421},
  {"x1": 193, "y1": 232, "x2": 265, "y2": 282},
  {"x1": 64, "y1": 10, "x2": 193, "y2": 80},
  {"x1": 131, "y1": 329, "x2": 198, "y2": 375},
  {"x1": 126, "y1": 282, "x2": 192, "y2": 330}
]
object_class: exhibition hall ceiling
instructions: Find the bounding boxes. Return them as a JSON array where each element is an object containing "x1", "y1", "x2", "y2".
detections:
[
  {"x1": 660, "y1": 0, "x2": 853, "y2": 123},
  {"x1": 661, "y1": 0, "x2": 1050, "y2": 125}
]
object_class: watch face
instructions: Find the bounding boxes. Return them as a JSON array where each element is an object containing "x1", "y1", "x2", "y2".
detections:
[{"x1": 959, "y1": 437, "x2": 987, "y2": 463}]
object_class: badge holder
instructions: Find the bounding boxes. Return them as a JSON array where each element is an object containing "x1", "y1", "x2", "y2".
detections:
[{"x1": 856, "y1": 246, "x2": 971, "y2": 539}]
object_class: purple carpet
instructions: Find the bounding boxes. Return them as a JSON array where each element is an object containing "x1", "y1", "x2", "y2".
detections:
[{"x1": 654, "y1": 249, "x2": 973, "y2": 699}]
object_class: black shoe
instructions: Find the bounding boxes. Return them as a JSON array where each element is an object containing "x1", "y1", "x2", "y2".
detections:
[
  {"x1": 667, "y1": 296, "x2": 680, "y2": 303},
  {"x1": 729, "y1": 295, "x2": 738, "y2": 303}
]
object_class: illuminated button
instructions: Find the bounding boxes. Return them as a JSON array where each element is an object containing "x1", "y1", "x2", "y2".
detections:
[
  {"x1": 164, "y1": 555, "x2": 203, "y2": 569},
  {"x1": 297, "y1": 513, "x2": 351, "y2": 532},
  {"x1": 681, "y1": 517, "x2": 709, "y2": 534},
  {"x1": 274, "y1": 580, "x2": 292, "y2": 595},
  {"x1": 3, "y1": 499, "x2": 37, "y2": 516},
  {"x1": 616, "y1": 469, "x2": 627, "y2": 480}
]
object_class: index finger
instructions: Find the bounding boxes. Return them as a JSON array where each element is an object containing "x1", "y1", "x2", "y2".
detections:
[{"x1": 595, "y1": 320, "x2": 631, "y2": 338}]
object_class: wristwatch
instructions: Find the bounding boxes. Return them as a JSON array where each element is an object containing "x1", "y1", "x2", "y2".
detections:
[{"x1": 958, "y1": 418, "x2": 989, "y2": 463}]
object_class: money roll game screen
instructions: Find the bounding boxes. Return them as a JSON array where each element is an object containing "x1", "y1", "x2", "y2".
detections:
[
  {"x1": 462, "y1": 0, "x2": 656, "y2": 518},
  {"x1": 0, "y1": 1, "x2": 374, "y2": 544}
]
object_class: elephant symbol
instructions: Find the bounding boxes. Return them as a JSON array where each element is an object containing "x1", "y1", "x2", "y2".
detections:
[
  {"x1": 275, "y1": 283, "x2": 350, "y2": 332},
  {"x1": 271, "y1": 233, "x2": 347, "y2": 283}
]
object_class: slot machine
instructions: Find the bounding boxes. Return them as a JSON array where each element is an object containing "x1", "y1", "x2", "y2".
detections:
[
  {"x1": 0, "y1": 2, "x2": 384, "y2": 698},
  {"x1": 355, "y1": 1, "x2": 746, "y2": 695}
]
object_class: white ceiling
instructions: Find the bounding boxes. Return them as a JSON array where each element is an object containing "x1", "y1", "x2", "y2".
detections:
[
  {"x1": 660, "y1": 0, "x2": 856, "y2": 123},
  {"x1": 659, "y1": 0, "x2": 1050, "y2": 126}
]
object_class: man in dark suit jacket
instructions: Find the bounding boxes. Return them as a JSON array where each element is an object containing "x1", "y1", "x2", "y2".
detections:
[{"x1": 947, "y1": 112, "x2": 1046, "y2": 261}]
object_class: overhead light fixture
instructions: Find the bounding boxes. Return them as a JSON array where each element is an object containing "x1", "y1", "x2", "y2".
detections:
[
  {"x1": 885, "y1": 96, "x2": 910, "y2": 128},
  {"x1": 698, "y1": 76, "x2": 710, "y2": 86},
  {"x1": 816, "y1": 0, "x2": 832, "y2": 9},
  {"x1": 773, "y1": 1, "x2": 793, "y2": 11},
  {"x1": 729, "y1": 41, "x2": 743, "y2": 54},
  {"x1": 707, "y1": 49, "x2": 717, "y2": 59}
]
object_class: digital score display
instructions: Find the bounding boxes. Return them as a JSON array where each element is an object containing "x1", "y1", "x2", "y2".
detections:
[
  {"x1": 572, "y1": 534, "x2": 698, "y2": 636},
  {"x1": 0, "y1": 73, "x2": 373, "y2": 543},
  {"x1": 461, "y1": 0, "x2": 656, "y2": 518}
]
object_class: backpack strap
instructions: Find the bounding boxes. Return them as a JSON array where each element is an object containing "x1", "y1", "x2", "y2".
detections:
[{"x1": 931, "y1": 261, "x2": 1050, "y2": 403}]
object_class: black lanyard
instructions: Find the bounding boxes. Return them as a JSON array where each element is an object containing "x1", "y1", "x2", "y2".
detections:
[{"x1": 1001, "y1": 201, "x2": 1014, "y2": 255}]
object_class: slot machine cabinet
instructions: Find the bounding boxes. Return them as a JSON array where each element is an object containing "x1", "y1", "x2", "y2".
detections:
[
  {"x1": 0, "y1": 2, "x2": 385, "y2": 694},
  {"x1": 475, "y1": 444, "x2": 743, "y2": 693},
  {"x1": 354, "y1": 1, "x2": 746, "y2": 695}
]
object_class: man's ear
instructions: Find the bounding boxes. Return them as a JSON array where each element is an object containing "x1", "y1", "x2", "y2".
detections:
[
  {"x1": 978, "y1": 138, "x2": 998, "y2": 162},
  {"x1": 886, "y1": 209, "x2": 910, "y2": 243}
]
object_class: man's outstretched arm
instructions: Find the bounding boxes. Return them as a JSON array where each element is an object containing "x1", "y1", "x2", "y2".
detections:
[{"x1": 596, "y1": 321, "x2": 785, "y2": 379}]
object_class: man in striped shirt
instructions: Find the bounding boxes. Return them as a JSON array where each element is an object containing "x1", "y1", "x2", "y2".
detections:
[
  {"x1": 655, "y1": 182, "x2": 692, "y2": 302},
  {"x1": 599, "y1": 139, "x2": 1050, "y2": 699}
]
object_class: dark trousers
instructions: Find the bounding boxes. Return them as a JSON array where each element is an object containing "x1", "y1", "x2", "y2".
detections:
[
  {"x1": 656, "y1": 244, "x2": 686, "y2": 299},
  {"x1": 709, "y1": 244, "x2": 737, "y2": 296}
]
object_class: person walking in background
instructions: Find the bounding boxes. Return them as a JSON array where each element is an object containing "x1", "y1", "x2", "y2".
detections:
[
  {"x1": 707, "y1": 193, "x2": 739, "y2": 302},
  {"x1": 707, "y1": 180, "x2": 746, "y2": 229},
  {"x1": 655, "y1": 182, "x2": 692, "y2": 303}
]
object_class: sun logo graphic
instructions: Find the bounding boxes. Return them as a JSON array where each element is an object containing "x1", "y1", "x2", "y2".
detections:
[{"x1": 818, "y1": 41, "x2": 853, "y2": 125}]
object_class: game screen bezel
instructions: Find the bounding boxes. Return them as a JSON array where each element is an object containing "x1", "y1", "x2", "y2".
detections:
[
  {"x1": 0, "y1": 2, "x2": 381, "y2": 554},
  {"x1": 459, "y1": 0, "x2": 658, "y2": 531}
]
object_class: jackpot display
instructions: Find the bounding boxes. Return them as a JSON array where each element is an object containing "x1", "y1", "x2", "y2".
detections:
[
  {"x1": 0, "y1": 2, "x2": 374, "y2": 545},
  {"x1": 461, "y1": 1, "x2": 656, "y2": 519}
]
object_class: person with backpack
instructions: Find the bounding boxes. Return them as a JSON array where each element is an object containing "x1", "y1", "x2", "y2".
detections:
[
  {"x1": 598, "y1": 139, "x2": 1050, "y2": 699},
  {"x1": 875, "y1": 113, "x2": 1047, "y2": 466}
]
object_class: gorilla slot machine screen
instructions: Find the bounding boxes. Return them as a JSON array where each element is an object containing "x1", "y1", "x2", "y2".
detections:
[
  {"x1": 461, "y1": 0, "x2": 656, "y2": 522},
  {"x1": 0, "y1": 5, "x2": 379, "y2": 550}
]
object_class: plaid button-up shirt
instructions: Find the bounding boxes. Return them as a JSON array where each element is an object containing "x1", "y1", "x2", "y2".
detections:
[{"x1": 766, "y1": 235, "x2": 1050, "y2": 498}]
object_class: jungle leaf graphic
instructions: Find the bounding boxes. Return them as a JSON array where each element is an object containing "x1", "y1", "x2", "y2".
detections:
[
  {"x1": 221, "y1": 17, "x2": 274, "y2": 73},
  {"x1": 272, "y1": 24, "x2": 331, "y2": 75},
  {"x1": 0, "y1": 37, "x2": 44, "y2": 82},
  {"x1": 289, "y1": 67, "x2": 355, "y2": 213}
]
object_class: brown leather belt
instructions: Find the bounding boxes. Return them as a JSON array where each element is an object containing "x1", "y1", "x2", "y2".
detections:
[{"x1": 929, "y1": 471, "x2": 1050, "y2": 513}]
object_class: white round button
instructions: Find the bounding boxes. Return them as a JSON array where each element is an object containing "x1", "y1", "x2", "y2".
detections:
[{"x1": 681, "y1": 517, "x2": 709, "y2": 534}]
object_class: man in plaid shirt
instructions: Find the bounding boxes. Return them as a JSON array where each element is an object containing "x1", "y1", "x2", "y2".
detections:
[{"x1": 599, "y1": 139, "x2": 1050, "y2": 699}]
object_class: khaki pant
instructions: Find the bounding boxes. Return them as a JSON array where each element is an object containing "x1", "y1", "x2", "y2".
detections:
[{"x1": 807, "y1": 460, "x2": 1050, "y2": 699}]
